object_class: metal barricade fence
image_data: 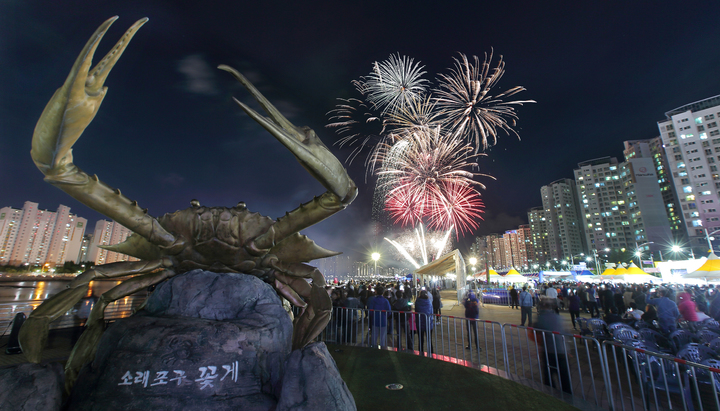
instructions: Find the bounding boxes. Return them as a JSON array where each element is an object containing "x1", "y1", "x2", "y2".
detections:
[
  {"x1": 483, "y1": 289, "x2": 510, "y2": 306},
  {"x1": 501, "y1": 324, "x2": 609, "y2": 409},
  {"x1": 602, "y1": 340, "x2": 720, "y2": 411},
  {"x1": 319, "y1": 307, "x2": 506, "y2": 372}
]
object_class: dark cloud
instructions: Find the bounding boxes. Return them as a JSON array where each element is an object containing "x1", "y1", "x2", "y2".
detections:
[{"x1": 177, "y1": 54, "x2": 219, "y2": 95}]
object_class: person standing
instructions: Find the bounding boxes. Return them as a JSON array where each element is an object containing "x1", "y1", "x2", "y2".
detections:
[
  {"x1": 586, "y1": 285, "x2": 599, "y2": 318},
  {"x1": 431, "y1": 288, "x2": 442, "y2": 315},
  {"x1": 567, "y1": 290, "x2": 581, "y2": 330},
  {"x1": 414, "y1": 290, "x2": 434, "y2": 356},
  {"x1": 533, "y1": 299, "x2": 572, "y2": 394},
  {"x1": 339, "y1": 289, "x2": 362, "y2": 344},
  {"x1": 391, "y1": 290, "x2": 413, "y2": 350},
  {"x1": 463, "y1": 291, "x2": 481, "y2": 351},
  {"x1": 509, "y1": 286, "x2": 519, "y2": 309},
  {"x1": 519, "y1": 286, "x2": 534, "y2": 327},
  {"x1": 545, "y1": 285, "x2": 559, "y2": 313},
  {"x1": 647, "y1": 288, "x2": 680, "y2": 334},
  {"x1": 367, "y1": 287, "x2": 391, "y2": 349}
]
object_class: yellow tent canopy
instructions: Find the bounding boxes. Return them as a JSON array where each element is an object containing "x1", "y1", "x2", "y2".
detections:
[
  {"x1": 685, "y1": 253, "x2": 720, "y2": 279},
  {"x1": 506, "y1": 268, "x2": 520, "y2": 275},
  {"x1": 625, "y1": 263, "x2": 647, "y2": 275},
  {"x1": 614, "y1": 265, "x2": 629, "y2": 275},
  {"x1": 474, "y1": 267, "x2": 499, "y2": 278},
  {"x1": 601, "y1": 268, "x2": 617, "y2": 276}
]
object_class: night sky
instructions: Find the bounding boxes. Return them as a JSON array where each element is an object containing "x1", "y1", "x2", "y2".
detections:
[{"x1": 3, "y1": 1, "x2": 720, "y2": 267}]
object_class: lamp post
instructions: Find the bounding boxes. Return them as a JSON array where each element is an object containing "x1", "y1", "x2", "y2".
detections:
[
  {"x1": 705, "y1": 228, "x2": 720, "y2": 252},
  {"x1": 372, "y1": 252, "x2": 380, "y2": 277},
  {"x1": 469, "y1": 257, "x2": 477, "y2": 282},
  {"x1": 634, "y1": 242, "x2": 655, "y2": 267},
  {"x1": 569, "y1": 253, "x2": 585, "y2": 266}
]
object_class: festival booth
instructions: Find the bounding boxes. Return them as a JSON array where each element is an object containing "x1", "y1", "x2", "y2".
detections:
[
  {"x1": 656, "y1": 257, "x2": 707, "y2": 283},
  {"x1": 495, "y1": 268, "x2": 530, "y2": 285},
  {"x1": 413, "y1": 249, "x2": 467, "y2": 300},
  {"x1": 606, "y1": 263, "x2": 663, "y2": 284},
  {"x1": 684, "y1": 253, "x2": 720, "y2": 282},
  {"x1": 566, "y1": 269, "x2": 594, "y2": 282},
  {"x1": 540, "y1": 270, "x2": 572, "y2": 283},
  {"x1": 474, "y1": 268, "x2": 499, "y2": 280}
]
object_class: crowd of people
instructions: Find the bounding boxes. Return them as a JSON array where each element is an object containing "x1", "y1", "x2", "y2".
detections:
[
  {"x1": 327, "y1": 279, "x2": 443, "y2": 355},
  {"x1": 507, "y1": 281, "x2": 720, "y2": 335}
]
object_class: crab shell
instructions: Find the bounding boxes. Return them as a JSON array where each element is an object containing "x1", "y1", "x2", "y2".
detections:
[{"x1": 103, "y1": 204, "x2": 341, "y2": 275}]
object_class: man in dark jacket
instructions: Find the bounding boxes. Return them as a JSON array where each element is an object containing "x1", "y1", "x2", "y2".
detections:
[
  {"x1": 509, "y1": 287, "x2": 519, "y2": 309},
  {"x1": 339, "y1": 289, "x2": 362, "y2": 344},
  {"x1": 367, "y1": 287, "x2": 391, "y2": 349},
  {"x1": 533, "y1": 299, "x2": 572, "y2": 394},
  {"x1": 392, "y1": 291, "x2": 413, "y2": 350},
  {"x1": 463, "y1": 292, "x2": 481, "y2": 351}
]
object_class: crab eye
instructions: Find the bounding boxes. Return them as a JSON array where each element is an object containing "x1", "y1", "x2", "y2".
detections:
[
  {"x1": 190, "y1": 199, "x2": 201, "y2": 207},
  {"x1": 236, "y1": 202, "x2": 247, "y2": 210}
]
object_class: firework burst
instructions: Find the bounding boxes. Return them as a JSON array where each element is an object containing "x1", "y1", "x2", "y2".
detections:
[
  {"x1": 434, "y1": 51, "x2": 535, "y2": 152},
  {"x1": 365, "y1": 54, "x2": 429, "y2": 115},
  {"x1": 327, "y1": 50, "x2": 531, "y2": 238},
  {"x1": 377, "y1": 127, "x2": 491, "y2": 237}
]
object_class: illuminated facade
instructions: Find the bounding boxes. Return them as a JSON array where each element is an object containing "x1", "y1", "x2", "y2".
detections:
[
  {"x1": 86, "y1": 220, "x2": 138, "y2": 264},
  {"x1": 658, "y1": 95, "x2": 720, "y2": 251},
  {"x1": 540, "y1": 178, "x2": 585, "y2": 261},
  {"x1": 574, "y1": 156, "x2": 670, "y2": 255},
  {"x1": 0, "y1": 201, "x2": 86, "y2": 266}
]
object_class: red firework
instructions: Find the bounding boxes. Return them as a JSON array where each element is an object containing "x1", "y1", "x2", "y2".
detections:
[
  {"x1": 385, "y1": 179, "x2": 485, "y2": 237},
  {"x1": 426, "y1": 182, "x2": 485, "y2": 235}
]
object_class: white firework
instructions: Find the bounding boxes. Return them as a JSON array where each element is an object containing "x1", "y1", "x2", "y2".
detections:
[
  {"x1": 434, "y1": 51, "x2": 535, "y2": 152},
  {"x1": 365, "y1": 54, "x2": 429, "y2": 115}
]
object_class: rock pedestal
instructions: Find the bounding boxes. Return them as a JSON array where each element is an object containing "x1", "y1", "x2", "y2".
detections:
[
  {"x1": 66, "y1": 270, "x2": 355, "y2": 411},
  {"x1": 0, "y1": 362, "x2": 64, "y2": 410}
]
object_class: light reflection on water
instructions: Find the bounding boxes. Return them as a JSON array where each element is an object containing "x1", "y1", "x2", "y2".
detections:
[{"x1": 0, "y1": 279, "x2": 149, "y2": 326}]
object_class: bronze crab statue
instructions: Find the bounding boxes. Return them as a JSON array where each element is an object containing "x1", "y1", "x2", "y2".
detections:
[{"x1": 18, "y1": 16, "x2": 357, "y2": 391}]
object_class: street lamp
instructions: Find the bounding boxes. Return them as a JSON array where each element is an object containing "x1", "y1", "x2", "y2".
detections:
[
  {"x1": 705, "y1": 228, "x2": 720, "y2": 252},
  {"x1": 670, "y1": 245, "x2": 695, "y2": 260},
  {"x1": 570, "y1": 253, "x2": 585, "y2": 266},
  {"x1": 592, "y1": 248, "x2": 610, "y2": 274},
  {"x1": 371, "y1": 252, "x2": 380, "y2": 276},
  {"x1": 634, "y1": 242, "x2": 655, "y2": 267},
  {"x1": 468, "y1": 257, "x2": 477, "y2": 282}
]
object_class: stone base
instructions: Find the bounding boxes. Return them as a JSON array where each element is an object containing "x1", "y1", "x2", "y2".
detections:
[
  {"x1": 0, "y1": 362, "x2": 64, "y2": 411},
  {"x1": 277, "y1": 342, "x2": 356, "y2": 411}
]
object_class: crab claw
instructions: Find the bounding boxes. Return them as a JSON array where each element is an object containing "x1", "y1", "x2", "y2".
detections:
[
  {"x1": 32, "y1": 16, "x2": 148, "y2": 176},
  {"x1": 218, "y1": 65, "x2": 357, "y2": 205},
  {"x1": 29, "y1": 17, "x2": 176, "y2": 248}
]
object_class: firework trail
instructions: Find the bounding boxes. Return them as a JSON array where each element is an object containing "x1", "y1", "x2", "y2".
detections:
[
  {"x1": 384, "y1": 224, "x2": 454, "y2": 268},
  {"x1": 434, "y1": 51, "x2": 535, "y2": 152}
]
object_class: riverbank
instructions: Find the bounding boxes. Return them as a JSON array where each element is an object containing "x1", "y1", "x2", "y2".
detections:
[{"x1": 0, "y1": 274, "x2": 74, "y2": 282}]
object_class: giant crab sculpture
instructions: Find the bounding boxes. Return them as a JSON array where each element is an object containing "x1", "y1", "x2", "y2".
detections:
[{"x1": 18, "y1": 16, "x2": 357, "y2": 391}]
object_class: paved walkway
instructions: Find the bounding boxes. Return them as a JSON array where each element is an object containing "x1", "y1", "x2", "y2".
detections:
[{"x1": 438, "y1": 289, "x2": 578, "y2": 331}]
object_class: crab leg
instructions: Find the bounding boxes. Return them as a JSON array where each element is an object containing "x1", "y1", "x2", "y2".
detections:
[
  {"x1": 64, "y1": 268, "x2": 178, "y2": 394},
  {"x1": 218, "y1": 65, "x2": 358, "y2": 249},
  {"x1": 31, "y1": 16, "x2": 176, "y2": 248},
  {"x1": 273, "y1": 262, "x2": 331, "y2": 350},
  {"x1": 18, "y1": 258, "x2": 172, "y2": 364}
]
